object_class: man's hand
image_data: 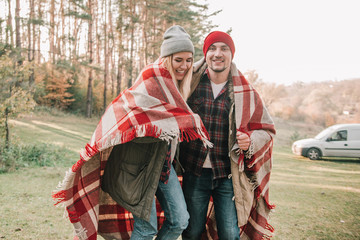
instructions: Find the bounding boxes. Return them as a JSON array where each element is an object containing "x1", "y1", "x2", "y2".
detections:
[{"x1": 236, "y1": 131, "x2": 250, "y2": 151}]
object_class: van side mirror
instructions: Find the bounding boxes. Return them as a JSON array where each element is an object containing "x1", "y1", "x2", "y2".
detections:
[{"x1": 326, "y1": 137, "x2": 331, "y2": 142}]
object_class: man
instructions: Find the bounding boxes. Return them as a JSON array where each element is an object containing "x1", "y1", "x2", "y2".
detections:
[{"x1": 180, "y1": 31, "x2": 276, "y2": 239}]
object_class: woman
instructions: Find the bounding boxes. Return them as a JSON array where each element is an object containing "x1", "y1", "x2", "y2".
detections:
[
  {"x1": 53, "y1": 25, "x2": 210, "y2": 240},
  {"x1": 102, "y1": 25, "x2": 195, "y2": 240}
]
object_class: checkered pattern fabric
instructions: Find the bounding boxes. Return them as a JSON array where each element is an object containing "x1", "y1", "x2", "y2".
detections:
[
  {"x1": 159, "y1": 145, "x2": 172, "y2": 184},
  {"x1": 52, "y1": 58, "x2": 211, "y2": 240},
  {"x1": 180, "y1": 71, "x2": 232, "y2": 180}
]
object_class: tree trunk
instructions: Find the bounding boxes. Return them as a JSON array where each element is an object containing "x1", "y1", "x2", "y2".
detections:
[
  {"x1": 68, "y1": 1, "x2": 81, "y2": 62},
  {"x1": 37, "y1": 1, "x2": 42, "y2": 63},
  {"x1": 116, "y1": 0, "x2": 124, "y2": 95},
  {"x1": 15, "y1": 0, "x2": 22, "y2": 65},
  {"x1": 50, "y1": 0, "x2": 55, "y2": 64},
  {"x1": 103, "y1": 0, "x2": 109, "y2": 110},
  {"x1": 141, "y1": 0, "x2": 148, "y2": 68},
  {"x1": 108, "y1": 0, "x2": 115, "y2": 99},
  {"x1": 67, "y1": 0, "x2": 71, "y2": 60},
  {"x1": 5, "y1": 107, "x2": 9, "y2": 148},
  {"x1": 59, "y1": 0, "x2": 66, "y2": 58},
  {"x1": 28, "y1": 0, "x2": 35, "y2": 85},
  {"x1": 95, "y1": 0, "x2": 100, "y2": 64},
  {"x1": 111, "y1": 49, "x2": 115, "y2": 98},
  {"x1": 116, "y1": 58, "x2": 123, "y2": 95},
  {"x1": 151, "y1": 1, "x2": 157, "y2": 62},
  {"x1": 127, "y1": 0, "x2": 135, "y2": 88},
  {"x1": 6, "y1": 0, "x2": 14, "y2": 46},
  {"x1": 86, "y1": 0, "x2": 94, "y2": 118},
  {"x1": 32, "y1": 0, "x2": 36, "y2": 64},
  {"x1": 27, "y1": 0, "x2": 32, "y2": 62},
  {"x1": 72, "y1": 19, "x2": 80, "y2": 61}
]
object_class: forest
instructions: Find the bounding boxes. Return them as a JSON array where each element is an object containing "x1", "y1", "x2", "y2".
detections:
[
  {"x1": 0, "y1": 0, "x2": 359, "y2": 148},
  {"x1": 0, "y1": 0, "x2": 217, "y2": 145}
]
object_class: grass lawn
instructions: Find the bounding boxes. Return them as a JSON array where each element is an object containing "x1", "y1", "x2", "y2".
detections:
[
  {"x1": 270, "y1": 146, "x2": 360, "y2": 239},
  {"x1": 1, "y1": 112, "x2": 359, "y2": 239}
]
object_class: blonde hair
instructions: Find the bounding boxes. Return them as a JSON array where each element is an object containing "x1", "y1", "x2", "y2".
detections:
[{"x1": 161, "y1": 55, "x2": 193, "y2": 101}]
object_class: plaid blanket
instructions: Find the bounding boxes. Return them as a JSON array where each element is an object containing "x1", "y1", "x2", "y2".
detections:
[
  {"x1": 52, "y1": 58, "x2": 211, "y2": 240},
  {"x1": 192, "y1": 59, "x2": 276, "y2": 240}
]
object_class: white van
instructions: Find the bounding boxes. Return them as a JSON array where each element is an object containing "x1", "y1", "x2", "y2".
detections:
[{"x1": 292, "y1": 123, "x2": 360, "y2": 160}]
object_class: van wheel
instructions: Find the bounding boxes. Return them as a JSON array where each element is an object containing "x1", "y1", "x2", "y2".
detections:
[{"x1": 307, "y1": 148, "x2": 321, "y2": 160}]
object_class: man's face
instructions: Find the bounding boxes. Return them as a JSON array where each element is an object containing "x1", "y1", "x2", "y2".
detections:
[{"x1": 205, "y1": 42, "x2": 232, "y2": 73}]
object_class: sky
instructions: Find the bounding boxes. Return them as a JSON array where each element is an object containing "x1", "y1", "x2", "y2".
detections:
[
  {"x1": 202, "y1": 0, "x2": 360, "y2": 85},
  {"x1": 1, "y1": 0, "x2": 359, "y2": 86}
]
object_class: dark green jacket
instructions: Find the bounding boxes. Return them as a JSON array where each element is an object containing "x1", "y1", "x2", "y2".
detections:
[{"x1": 101, "y1": 137, "x2": 168, "y2": 221}]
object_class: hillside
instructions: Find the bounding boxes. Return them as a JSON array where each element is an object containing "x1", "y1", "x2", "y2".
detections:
[{"x1": 250, "y1": 78, "x2": 360, "y2": 128}]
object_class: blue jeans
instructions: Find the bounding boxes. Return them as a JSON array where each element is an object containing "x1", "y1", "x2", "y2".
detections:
[
  {"x1": 131, "y1": 165, "x2": 189, "y2": 240},
  {"x1": 182, "y1": 169, "x2": 240, "y2": 240}
]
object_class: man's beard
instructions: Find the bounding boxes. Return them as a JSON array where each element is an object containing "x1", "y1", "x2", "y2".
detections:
[{"x1": 209, "y1": 65, "x2": 228, "y2": 73}]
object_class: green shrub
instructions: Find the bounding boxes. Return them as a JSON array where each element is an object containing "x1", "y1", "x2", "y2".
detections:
[{"x1": 0, "y1": 142, "x2": 72, "y2": 173}]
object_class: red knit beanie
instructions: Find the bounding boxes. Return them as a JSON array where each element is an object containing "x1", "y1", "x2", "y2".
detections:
[{"x1": 203, "y1": 31, "x2": 235, "y2": 59}]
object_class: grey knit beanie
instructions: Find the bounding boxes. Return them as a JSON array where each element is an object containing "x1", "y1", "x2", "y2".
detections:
[{"x1": 160, "y1": 25, "x2": 194, "y2": 57}]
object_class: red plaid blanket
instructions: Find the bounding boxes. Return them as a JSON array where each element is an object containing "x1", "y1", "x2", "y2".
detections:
[{"x1": 52, "y1": 59, "x2": 211, "y2": 240}]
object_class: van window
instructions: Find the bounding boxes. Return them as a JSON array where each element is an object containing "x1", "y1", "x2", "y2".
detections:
[
  {"x1": 329, "y1": 130, "x2": 347, "y2": 141},
  {"x1": 348, "y1": 129, "x2": 360, "y2": 141}
]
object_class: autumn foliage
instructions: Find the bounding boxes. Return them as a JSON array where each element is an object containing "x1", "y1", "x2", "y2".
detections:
[{"x1": 247, "y1": 73, "x2": 360, "y2": 127}]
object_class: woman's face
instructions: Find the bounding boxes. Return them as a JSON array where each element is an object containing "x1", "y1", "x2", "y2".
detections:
[{"x1": 171, "y1": 52, "x2": 193, "y2": 81}]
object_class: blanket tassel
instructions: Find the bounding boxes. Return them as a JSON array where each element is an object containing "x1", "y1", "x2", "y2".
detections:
[{"x1": 52, "y1": 190, "x2": 66, "y2": 206}]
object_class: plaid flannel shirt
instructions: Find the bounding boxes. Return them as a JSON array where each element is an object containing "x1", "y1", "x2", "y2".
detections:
[
  {"x1": 159, "y1": 144, "x2": 172, "y2": 184},
  {"x1": 180, "y1": 71, "x2": 231, "y2": 180}
]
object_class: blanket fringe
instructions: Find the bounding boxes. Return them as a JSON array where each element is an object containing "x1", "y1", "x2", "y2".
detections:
[
  {"x1": 261, "y1": 234, "x2": 272, "y2": 240},
  {"x1": 249, "y1": 175, "x2": 259, "y2": 192},
  {"x1": 99, "y1": 124, "x2": 166, "y2": 151},
  {"x1": 52, "y1": 190, "x2": 66, "y2": 206},
  {"x1": 259, "y1": 191, "x2": 275, "y2": 210},
  {"x1": 74, "y1": 225, "x2": 88, "y2": 240},
  {"x1": 266, "y1": 222, "x2": 275, "y2": 233},
  {"x1": 246, "y1": 140, "x2": 272, "y2": 169},
  {"x1": 72, "y1": 159, "x2": 85, "y2": 172},
  {"x1": 268, "y1": 203, "x2": 276, "y2": 210},
  {"x1": 72, "y1": 144, "x2": 99, "y2": 172},
  {"x1": 180, "y1": 127, "x2": 213, "y2": 148},
  {"x1": 52, "y1": 168, "x2": 75, "y2": 206},
  {"x1": 262, "y1": 223, "x2": 275, "y2": 240}
]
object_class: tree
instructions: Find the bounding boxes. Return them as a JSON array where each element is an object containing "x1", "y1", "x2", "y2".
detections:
[
  {"x1": 115, "y1": 0, "x2": 124, "y2": 95},
  {"x1": 15, "y1": 0, "x2": 23, "y2": 66},
  {"x1": 126, "y1": 0, "x2": 137, "y2": 88},
  {"x1": 27, "y1": 0, "x2": 35, "y2": 85},
  {"x1": 86, "y1": 0, "x2": 94, "y2": 118},
  {"x1": 103, "y1": 0, "x2": 109, "y2": 109},
  {"x1": 0, "y1": 52, "x2": 36, "y2": 147},
  {"x1": 6, "y1": 0, "x2": 14, "y2": 46},
  {"x1": 49, "y1": 0, "x2": 55, "y2": 64},
  {"x1": 0, "y1": 88, "x2": 36, "y2": 147},
  {"x1": 36, "y1": 0, "x2": 44, "y2": 63},
  {"x1": 39, "y1": 62, "x2": 75, "y2": 109}
]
